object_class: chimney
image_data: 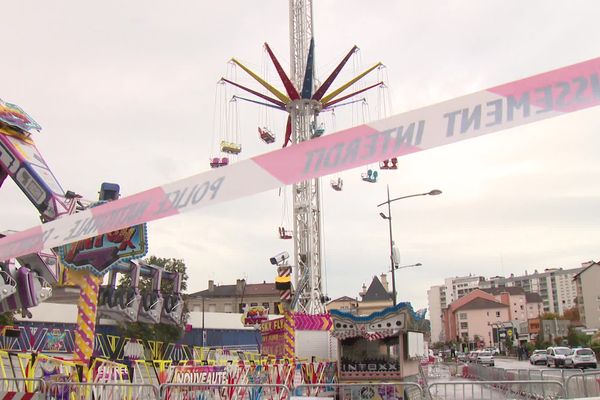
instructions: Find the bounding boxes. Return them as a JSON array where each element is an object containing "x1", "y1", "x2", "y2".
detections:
[
  {"x1": 236, "y1": 279, "x2": 245, "y2": 294},
  {"x1": 380, "y1": 274, "x2": 389, "y2": 292},
  {"x1": 208, "y1": 280, "x2": 214, "y2": 293},
  {"x1": 360, "y1": 283, "x2": 367, "y2": 297}
]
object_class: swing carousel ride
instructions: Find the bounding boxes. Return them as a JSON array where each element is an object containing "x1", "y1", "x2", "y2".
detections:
[{"x1": 209, "y1": 3, "x2": 395, "y2": 314}]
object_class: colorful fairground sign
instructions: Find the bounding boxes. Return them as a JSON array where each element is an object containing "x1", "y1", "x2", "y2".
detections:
[
  {"x1": 58, "y1": 223, "x2": 148, "y2": 276},
  {"x1": 0, "y1": 98, "x2": 41, "y2": 132},
  {"x1": 241, "y1": 306, "x2": 269, "y2": 327}
]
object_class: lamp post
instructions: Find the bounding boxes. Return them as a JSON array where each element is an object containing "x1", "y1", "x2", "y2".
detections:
[
  {"x1": 201, "y1": 295, "x2": 206, "y2": 347},
  {"x1": 378, "y1": 186, "x2": 442, "y2": 306}
]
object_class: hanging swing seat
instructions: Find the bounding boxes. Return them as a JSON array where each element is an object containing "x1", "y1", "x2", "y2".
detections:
[
  {"x1": 278, "y1": 226, "x2": 293, "y2": 240},
  {"x1": 361, "y1": 169, "x2": 378, "y2": 183},
  {"x1": 330, "y1": 177, "x2": 343, "y2": 191},
  {"x1": 310, "y1": 121, "x2": 325, "y2": 138},
  {"x1": 209, "y1": 157, "x2": 229, "y2": 168},
  {"x1": 379, "y1": 157, "x2": 398, "y2": 170},
  {"x1": 220, "y1": 140, "x2": 242, "y2": 154},
  {"x1": 258, "y1": 127, "x2": 276, "y2": 144}
]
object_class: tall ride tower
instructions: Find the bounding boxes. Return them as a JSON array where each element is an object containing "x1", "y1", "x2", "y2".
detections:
[{"x1": 288, "y1": 0, "x2": 325, "y2": 314}]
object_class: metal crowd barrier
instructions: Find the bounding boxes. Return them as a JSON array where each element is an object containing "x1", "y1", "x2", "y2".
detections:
[
  {"x1": 428, "y1": 380, "x2": 565, "y2": 400},
  {"x1": 0, "y1": 377, "x2": 45, "y2": 392},
  {"x1": 160, "y1": 383, "x2": 290, "y2": 400},
  {"x1": 565, "y1": 371, "x2": 600, "y2": 399},
  {"x1": 45, "y1": 381, "x2": 159, "y2": 400},
  {"x1": 294, "y1": 382, "x2": 424, "y2": 400},
  {"x1": 541, "y1": 368, "x2": 585, "y2": 384}
]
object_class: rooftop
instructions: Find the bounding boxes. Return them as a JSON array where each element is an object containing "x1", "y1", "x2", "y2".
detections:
[
  {"x1": 361, "y1": 276, "x2": 392, "y2": 302},
  {"x1": 189, "y1": 280, "x2": 279, "y2": 298},
  {"x1": 455, "y1": 297, "x2": 508, "y2": 311}
]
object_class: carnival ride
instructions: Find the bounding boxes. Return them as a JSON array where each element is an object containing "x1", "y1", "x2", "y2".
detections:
[
  {"x1": 212, "y1": 0, "x2": 396, "y2": 315},
  {"x1": 0, "y1": 98, "x2": 184, "y2": 379}
]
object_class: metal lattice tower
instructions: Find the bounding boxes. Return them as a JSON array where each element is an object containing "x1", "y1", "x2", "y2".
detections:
[{"x1": 288, "y1": 0, "x2": 325, "y2": 314}]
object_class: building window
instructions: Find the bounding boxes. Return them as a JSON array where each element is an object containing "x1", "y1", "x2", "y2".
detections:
[
  {"x1": 460, "y1": 322, "x2": 468, "y2": 330},
  {"x1": 262, "y1": 302, "x2": 270, "y2": 310},
  {"x1": 274, "y1": 302, "x2": 281, "y2": 314},
  {"x1": 208, "y1": 304, "x2": 217, "y2": 312},
  {"x1": 250, "y1": 302, "x2": 258, "y2": 307},
  {"x1": 238, "y1": 303, "x2": 246, "y2": 313},
  {"x1": 459, "y1": 313, "x2": 467, "y2": 320},
  {"x1": 224, "y1": 303, "x2": 232, "y2": 313},
  {"x1": 496, "y1": 311, "x2": 501, "y2": 318}
]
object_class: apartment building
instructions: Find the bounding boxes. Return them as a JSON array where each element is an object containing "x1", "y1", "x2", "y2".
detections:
[
  {"x1": 428, "y1": 275, "x2": 484, "y2": 343},
  {"x1": 427, "y1": 285, "x2": 445, "y2": 343},
  {"x1": 481, "y1": 287, "x2": 543, "y2": 322},
  {"x1": 442, "y1": 289, "x2": 510, "y2": 347},
  {"x1": 429, "y1": 266, "x2": 582, "y2": 342},
  {"x1": 481, "y1": 267, "x2": 582, "y2": 314},
  {"x1": 574, "y1": 261, "x2": 600, "y2": 329}
]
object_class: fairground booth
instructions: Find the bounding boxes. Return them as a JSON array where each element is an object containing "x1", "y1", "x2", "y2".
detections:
[{"x1": 329, "y1": 303, "x2": 427, "y2": 381}]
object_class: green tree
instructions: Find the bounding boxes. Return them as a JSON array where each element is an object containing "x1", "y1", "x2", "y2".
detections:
[
  {"x1": 567, "y1": 327, "x2": 590, "y2": 347},
  {"x1": 0, "y1": 312, "x2": 15, "y2": 326},
  {"x1": 116, "y1": 256, "x2": 189, "y2": 343},
  {"x1": 540, "y1": 312, "x2": 561, "y2": 320}
]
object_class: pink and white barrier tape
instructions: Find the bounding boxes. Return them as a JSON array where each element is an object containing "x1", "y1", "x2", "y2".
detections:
[{"x1": 1, "y1": 56, "x2": 600, "y2": 261}]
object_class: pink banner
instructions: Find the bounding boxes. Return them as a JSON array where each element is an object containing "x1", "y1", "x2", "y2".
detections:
[{"x1": 1, "y1": 56, "x2": 600, "y2": 260}]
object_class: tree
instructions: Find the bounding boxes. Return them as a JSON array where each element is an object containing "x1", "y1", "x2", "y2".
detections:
[
  {"x1": 116, "y1": 256, "x2": 189, "y2": 343},
  {"x1": 0, "y1": 312, "x2": 15, "y2": 326},
  {"x1": 563, "y1": 307, "x2": 580, "y2": 323},
  {"x1": 540, "y1": 312, "x2": 561, "y2": 320},
  {"x1": 567, "y1": 327, "x2": 590, "y2": 347}
]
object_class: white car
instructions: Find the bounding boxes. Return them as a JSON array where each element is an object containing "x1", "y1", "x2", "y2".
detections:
[
  {"x1": 530, "y1": 349, "x2": 548, "y2": 365},
  {"x1": 565, "y1": 348, "x2": 597, "y2": 369},
  {"x1": 476, "y1": 351, "x2": 495, "y2": 366},
  {"x1": 546, "y1": 347, "x2": 572, "y2": 368}
]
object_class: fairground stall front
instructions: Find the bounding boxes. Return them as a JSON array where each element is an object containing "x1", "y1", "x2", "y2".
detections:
[{"x1": 329, "y1": 303, "x2": 427, "y2": 382}]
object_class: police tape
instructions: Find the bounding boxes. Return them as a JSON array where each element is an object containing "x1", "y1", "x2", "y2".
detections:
[{"x1": 1, "y1": 55, "x2": 600, "y2": 261}]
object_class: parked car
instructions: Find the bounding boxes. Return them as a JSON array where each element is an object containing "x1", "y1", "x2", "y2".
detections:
[
  {"x1": 476, "y1": 351, "x2": 495, "y2": 366},
  {"x1": 467, "y1": 350, "x2": 481, "y2": 363},
  {"x1": 485, "y1": 347, "x2": 500, "y2": 355},
  {"x1": 546, "y1": 346, "x2": 572, "y2": 368},
  {"x1": 457, "y1": 352, "x2": 468, "y2": 362},
  {"x1": 565, "y1": 348, "x2": 597, "y2": 369},
  {"x1": 530, "y1": 349, "x2": 548, "y2": 365}
]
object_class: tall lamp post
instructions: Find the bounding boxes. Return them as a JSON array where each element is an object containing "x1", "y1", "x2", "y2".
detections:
[{"x1": 377, "y1": 186, "x2": 442, "y2": 305}]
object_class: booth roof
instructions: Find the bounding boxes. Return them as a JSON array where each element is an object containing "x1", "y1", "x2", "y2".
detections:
[{"x1": 329, "y1": 302, "x2": 423, "y2": 323}]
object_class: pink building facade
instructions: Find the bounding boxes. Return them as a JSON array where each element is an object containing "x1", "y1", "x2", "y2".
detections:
[{"x1": 442, "y1": 289, "x2": 510, "y2": 347}]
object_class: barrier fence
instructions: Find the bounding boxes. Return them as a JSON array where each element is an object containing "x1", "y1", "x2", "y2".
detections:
[
  {"x1": 0, "y1": 378, "x2": 44, "y2": 392},
  {"x1": 564, "y1": 371, "x2": 600, "y2": 399},
  {"x1": 0, "y1": 367, "x2": 598, "y2": 399},
  {"x1": 294, "y1": 382, "x2": 424, "y2": 400},
  {"x1": 161, "y1": 383, "x2": 290, "y2": 400},
  {"x1": 429, "y1": 380, "x2": 566, "y2": 400},
  {"x1": 46, "y1": 381, "x2": 160, "y2": 400}
]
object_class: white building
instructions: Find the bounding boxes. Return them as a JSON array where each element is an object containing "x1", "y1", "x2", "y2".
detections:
[
  {"x1": 428, "y1": 266, "x2": 583, "y2": 343},
  {"x1": 428, "y1": 275, "x2": 484, "y2": 344},
  {"x1": 427, "y1": 285, "x2": 445, "y2": 343}
]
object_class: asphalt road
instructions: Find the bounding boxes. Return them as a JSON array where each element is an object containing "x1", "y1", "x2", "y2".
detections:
[{"x1": 493, "y1": 357, "x2": 599, "y2": 371}]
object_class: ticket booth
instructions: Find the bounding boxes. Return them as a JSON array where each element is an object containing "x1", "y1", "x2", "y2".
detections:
[{"x1": 329, "y1": 303, "x2": 427, "y2": 381}]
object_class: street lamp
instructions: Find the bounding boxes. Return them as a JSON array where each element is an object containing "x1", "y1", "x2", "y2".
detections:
[
  {"x1": 378, "y1": 186, "x2": 442, "y2": 305},
  {"x1": 390, "y1": 263, "x2": 422, "y2": 272}
]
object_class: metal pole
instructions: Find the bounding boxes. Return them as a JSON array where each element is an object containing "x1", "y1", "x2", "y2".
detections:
[
  {"x1": 386, "y1": 185, "x2": 397, "y2": 306},
  {"x1": 202, "y1": 296, "x2": 206, "y2": 347}
]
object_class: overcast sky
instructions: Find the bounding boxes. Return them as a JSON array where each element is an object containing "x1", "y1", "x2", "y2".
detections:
[{"x1": 1, "y1": 1, "x2": 599, "y2": 313}]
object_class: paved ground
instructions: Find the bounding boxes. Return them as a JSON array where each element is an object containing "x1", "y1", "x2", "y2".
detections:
[{"x1": 494, "y1": 356, "x2": 600, "y2": 372}]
